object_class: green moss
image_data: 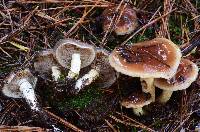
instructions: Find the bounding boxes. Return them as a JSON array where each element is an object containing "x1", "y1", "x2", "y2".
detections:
[
  {"x1": 0, "y1": 67, "x2": 11, "y2": 75},
  {"x1": 168, "y1": 18, "x2": 182, "y2": 45},
  {"x1": 57, "y1": 86, "x2": 102, "y2": 110},
  {"x1": 128, "y1": 28, "x2": 155, "y2": 44},
  {"x1": 131, "y1": 127, "x2": 138, "y2": 132},
  {"x1": 153, "y1": 120, "x2": 166, "y2": 129},
  {"x1": 57, "y1": 74, "x2": 66, "y2": 82}
]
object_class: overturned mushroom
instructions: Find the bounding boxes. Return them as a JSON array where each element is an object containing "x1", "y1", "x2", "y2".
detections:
[
  {"x1": 109, "y1": 38, "x2": 182, "y2": 102},
  {"x1": 101, "y1": 4, "x2": 138, "y2": 35},
  {"x1": 2, "y1": 69, "x2": 39, "y2": 111},
  {"x1": 34, "y1": 49, "x2": 61, "y2": 81},
  {"x1": 92, "y1": 49, "x2": 118, "y2": 88},
  {"x1": 154, "y1": 58, "x2": 199, "y2": 103},
  {"x1": 75, "y1": 48, "x2": 117, "y2": 92},
  {"x1": 121, "y1": 92, "x2": 152, "y2": 116},
  {"x1": 54, "y1": 39, "x2": 96, "y2": 79}
]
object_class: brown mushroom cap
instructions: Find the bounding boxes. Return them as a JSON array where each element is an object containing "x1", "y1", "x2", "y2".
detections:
[
  {"x1": 54, "y1": 39, "x2": 96, "y2": 69},
  {"x1": 109, "y1": 38, "x2": 182, "y2": 79},
  {"x1": 154, "y1": 58, "x2": 199, "y2": 91},
  {"x1": 91, "y1": 48, "x2": 118, "y2": 88},
  {"x1": 34, "y1": 49, "x2": 58, "y2": 74},
  {"x1": 2, "y1": 69, "x2": 37, "y2": 98},
  {"x1": 121, "y1": 92, "x2": 152, "y2": 108},
  {"x1": 101, "y1": 5, "x2": 138, "y2": 35}
]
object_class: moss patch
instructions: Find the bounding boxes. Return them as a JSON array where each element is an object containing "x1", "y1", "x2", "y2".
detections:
[{"x1": 56, "y1": 86, "x2": 102, "y2": 110}]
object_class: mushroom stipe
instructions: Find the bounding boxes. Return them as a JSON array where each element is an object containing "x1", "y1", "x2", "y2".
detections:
[
  {"x1": 121, "y1": 92, "x2": 152, "y2": 116},
  {"x1": 34, "y1": 49, "x2": 61, "y2": 81},
  {"x1": 2, "y1": 69, "x2": 40, "y2": 111},
  {"x1": 109, "y1": 38, "x2": 182, "y2": 104},
  {"x1": 54, "y1": 39, "x2": 96, "y2": 80},
  {"x1": 74, "y1": 48, "x2": 117, "y2": 92},
  {"x1": 67, "y1": 53, "x2": 81, "y2": 79},
  {"x1": 154, "y1": 58, "x2": 199, "y2": 103}
]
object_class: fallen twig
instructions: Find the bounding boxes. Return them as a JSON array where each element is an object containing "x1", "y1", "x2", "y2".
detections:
[
  {"x1": 181, "y1": 32, "x2": 200, "y2": 55},
  {"x1": 0, "y1": 125, "x2": 46, "y2": 131},
  {"x1": 0, "y1": 6, "x2": 39, "y2": 45},
  {"x1": 65, "y1": 0, "x2": 101, "y2": 37},
  {"x1": 44, "y1": 109, "x2": 83, "y2": 132},
  {"x1": 121, "y1": 8, "x2": 177, "y2": 45},
  {"x1": 105, "y1": 119, "x2": 118, "y2": 132},
  {"x1": 109, "y1": 114, "x2": 154, "y2": 132},
  {"x1": 101, "y1": 0, "x2": 126, "y2": 46}
]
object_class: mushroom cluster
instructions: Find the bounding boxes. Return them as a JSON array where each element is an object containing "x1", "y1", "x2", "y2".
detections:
[
  {"x1": 1, "y1": 3, "x2": 138, "y2": 118},
  {"x1": 1, "y1": 38, "x2": 118, "y2": 113},
  {"x1": 100, "y1": 4, "x2": 198, "y2": 116},
  {"x1": 34, "y1": 38, "x2": 118, "y2": 93},
  {"x1": 109, "y1": 38, "x2": 199, "y2": 115},
  {"x1": 52, "y1": 39, "x2": 118, "y2": 93},
  {"x1": 1, "y1": 4, "x2": 198, "y2": 121}
]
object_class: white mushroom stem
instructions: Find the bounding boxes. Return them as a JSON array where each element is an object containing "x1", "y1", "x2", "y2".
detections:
[
  {"x1": 52, "y1": 66, "x2": 61, "y2": 81},
  {"x1": 18, "y1": 78, "x2": 39, "y2": 111},
  {"x1": 132, "y1": 108, "x2": 145, "y2": 116},
  {"x1": 157, "y1": 90, "x2": 173, "y2": 103},
  {"x1": 75, "y1": 69, "x2": 99, "y2": 92},
  {"x1": 67, "y1": 53, "x2": 81, "y2": 79},
  {"x1": 140, "y1": 78, "x2": 155, "y2": 102}
]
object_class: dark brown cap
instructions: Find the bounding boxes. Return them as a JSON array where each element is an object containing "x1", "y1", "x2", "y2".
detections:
[
  {"x1": 102, "y1": 5, "x2": 138, "y2": 35},
  {"x1": 121, "y1": 92, "x2": 152, "y2": 108},
  {"x1": 109, "y1": 38, "x2": 182, "y2": 79},
  {"x1": 154, "y1": 58, "x2": 199, "y2": 91}
]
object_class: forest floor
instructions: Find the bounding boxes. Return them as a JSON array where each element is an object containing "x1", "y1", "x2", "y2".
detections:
[{"x1": 0, "y1": 0, "x2": 200, "y2": 131}]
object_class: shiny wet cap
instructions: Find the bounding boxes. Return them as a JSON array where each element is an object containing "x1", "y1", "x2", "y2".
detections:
[
  {"x1": 109, "y1": 38, "x2": 182, "y2": 79},
  {"x1": 121, "y1": 92, "x2": 152, "y2": 108},
  {"x1": 154, "y1": 58, "x2": 199, "y2": 91},
  {"x1": 102, "y1": 4, "x2": 138, "y2": 35}
]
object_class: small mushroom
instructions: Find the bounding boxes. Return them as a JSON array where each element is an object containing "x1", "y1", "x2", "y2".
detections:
[
  {"x1": 101, "y1": 4, "x2": 138, "y2": 35},
  {"x1": 75, "y1": 48, "x2": 117, "y2": 92},
  {"x1": 34, "y1": 49, "x2": 61, "y2": 81},
  {"x1": 109, "y1": 38, "x2": 182, "y2": 102},
  {"x1": 154, "y1": 58, "x2": 199, "y2": 103},
  {"x1": 2, "y1": 69, "x2": 39, "y2": 111},
  {"x1": 54, "y1": 39, "x2": 96, "y2": 79},
  {"x1": 121, "y1": 92, "x2": 152, "y2": 116}
]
